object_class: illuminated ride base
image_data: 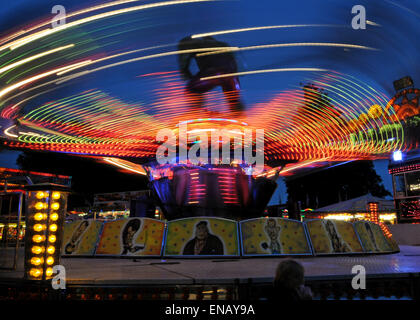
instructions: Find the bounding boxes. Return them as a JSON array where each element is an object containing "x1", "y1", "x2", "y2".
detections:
[
  {"x1": 144, "y1": 119, "x2": 283, "y2": 220},
  {"x1": 148, "y1": 163, "x2": 277, "y2": 220}
]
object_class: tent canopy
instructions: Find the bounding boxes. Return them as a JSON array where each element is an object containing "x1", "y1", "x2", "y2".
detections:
[{"x1": 314, "y1": 194, "x2": 395, "y2": 213}]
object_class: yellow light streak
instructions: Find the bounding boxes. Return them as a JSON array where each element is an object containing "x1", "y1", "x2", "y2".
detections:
[
  {"x1": 200, "y1": 68, "x2": 328, "y2": 80},
  {"x1": 4, "y1": 125, "x2": 18, "y2": 138},
  {"x1": 54, "y1": 47, "x2": 236, "y2": 84},
  {"x1": 4, "y1": 0, "x2": 214, "y2": 51},
  {"x1": 0, "y1": 44, "x2": 74, "y2": 74},
  {"x1": 281, "y1": 159, "x2": 327, "y2": 174},
  {"x1": 0, "y1": 60, "x2": 93, "y2": 99},
  {"x1": 56, "y1": 60, "x2": 93, "y2": 76},
  {"x1": 196, "y1": 42, "x2": 378, "y2": 57},
  {"x1": 0, "y1": 1, "x2": 142, "y2": 46},
  {"x1": 192, "y1": 24, "x2": 343, "y2": 38},
  {"x1": 103, "y1": 157, "x2": 147, "y2": 175}
]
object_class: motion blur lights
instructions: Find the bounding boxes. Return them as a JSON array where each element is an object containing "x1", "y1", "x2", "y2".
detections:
[
  {"x1": 29, "y1": 268, "x2": 42, "y2": 278},
  {"x1": 31, "y1": 246, "x2": 45, "y2": 254},
  {"x1": 393, "y1": 151, "x2": 403, "y2": 161}
]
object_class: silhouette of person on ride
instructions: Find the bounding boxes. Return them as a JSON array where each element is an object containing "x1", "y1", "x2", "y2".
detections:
[{"x1": 178, "y1": 35, "x2": 244, "y2": 114}]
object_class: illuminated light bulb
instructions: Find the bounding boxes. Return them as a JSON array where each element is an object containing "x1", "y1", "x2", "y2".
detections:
[
  {"x1": 33, "y1": 224, "x2": 45, "y2": 232},
  {"x1": 51, "y1": 202, "x2": 60, "y2": 210},
  {"x1": 36, "y1": 191, "x2": 45, "y2": 199},
  {"x1": 45, "y1": 268, "x2": 53, "y2": 277},
  {"x1": 52, "y1": 192, "x2": 61, "y2": 200},
  {"x1": 34, "y1": 213, "x2": 44, "y2": 220},
  {"x1": 48, "y1": 235, "x2": 56, "y2": 243},
  {"x1": 34, "y1": 213, "x2": 44, "y2": 221},
  {"x1": 49, "y1": 224, "x2": 57, "y2": 232},
  {"x1": 46, "y1": 257, "x2": 54, "y2": 265},
  {"x1": 31, "y1": 246, "x2": 44, "y2": 255},
  {"x1": 368, "y1": 104, "x2": 383, "y2": 119},
  {"x1": 358, "y1": 113, "x2": 369, "y2": 125},
  {"x1": 393, "y1": 151, "x2": 403, "y2": 161},
  {"x1": 47, "y1": 246, "x2": 55, "y2": 254},
  {"x1": 32, "y1": 235, "x2": 45, "y2": 243},
  {"x1": 35, "y1": 202, "x2": 45, "y2": 210},
  {"x1": 29, "y1": 268, "x2": 42, "y2": 278},
  {"x1": 50, "y1": 213, "x2": 59, "y2": 221},
  {"x1": 30, "y1": 257, "x2": 43, "y2": 266}
]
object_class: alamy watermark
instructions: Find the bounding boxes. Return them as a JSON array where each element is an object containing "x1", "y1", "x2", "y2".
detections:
[
  {"x1": 351, "y1": 265, "x2": 366, "y2": 290},
  {"x1": 51, "y1": 265, "x2": 66, "y2": 290},
  {"x1": 51, "y1": 5, "x2": 66, "y2": 28},
  {"x1": 156, "y1": 122, "x2": 265, "y2": 174},
  {"x1": 351, "y1": 5, "x2": 366, "y2": 30}
]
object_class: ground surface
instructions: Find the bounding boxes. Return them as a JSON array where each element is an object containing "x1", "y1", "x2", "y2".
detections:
[{"x1": 1, "y1": 246, "x2": 419, "y2": 285}]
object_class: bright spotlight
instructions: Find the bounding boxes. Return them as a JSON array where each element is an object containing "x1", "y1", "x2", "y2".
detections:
[{"x1": 393, "y1": 151, "x2": 403, "y2": 161}]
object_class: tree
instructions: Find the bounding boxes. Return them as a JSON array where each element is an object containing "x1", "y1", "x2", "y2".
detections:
[{"x1": 285, "y1": 160, "x2": 391, "y2": 210}]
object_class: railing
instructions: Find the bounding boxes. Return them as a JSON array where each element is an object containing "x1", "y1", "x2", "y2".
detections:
[{"x1": 0, "y1": 274, "x2": 419, "y2": 300}]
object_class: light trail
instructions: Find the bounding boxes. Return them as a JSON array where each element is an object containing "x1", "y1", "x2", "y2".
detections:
[
  {"x1": 0, "y1": 1, "x2": 144, "y2": 47},
  {"x1": 4, "y1": 125, "x2": 18, "y2": 138},
  {"x1": 200, "y1": 68, "x2": 329, "y2": 80},
  {"x1": 2, "y1": 0, "x2": 215, "y2": 51},
  {"x1": 0, "y1": 44, "x2": 74, "y2": 74},
  {"x1": 191, "y1": 24, "x2": 346, "y2": 38},
  {"x1": 103, "y1": 157, "x2": 147, "y2": 175},
  {"x1": 0, "y1": 60, "x2": 93, "y2": 99},
  {"x1": 196, "y1": 42, "x2": 378, "y2": 57}
]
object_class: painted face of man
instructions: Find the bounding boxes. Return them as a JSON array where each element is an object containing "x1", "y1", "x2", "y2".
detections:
[{"x1": 196, "y1": 224, "x2": 208, "y2": 240}]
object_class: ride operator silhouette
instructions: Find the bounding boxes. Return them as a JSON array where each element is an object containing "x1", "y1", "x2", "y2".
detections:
[{"x1": 178, "y1": 35, "x2": 244, "y2": 114}]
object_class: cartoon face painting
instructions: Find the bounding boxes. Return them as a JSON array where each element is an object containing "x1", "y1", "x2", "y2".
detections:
[
  {"x1": 121, "y1": 218, "x2": 145, "y2": 255},
  {"x1": 64, "y1": 220, "x2": 90, "y2": 254},
  {"x1": 261, "y1": 218, "x2": 282, "y2": 254}
]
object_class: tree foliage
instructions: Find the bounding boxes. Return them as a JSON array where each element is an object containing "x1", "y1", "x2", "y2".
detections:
[{"x1": 286, "y1": 160, "x2": 391, "y2": 209}]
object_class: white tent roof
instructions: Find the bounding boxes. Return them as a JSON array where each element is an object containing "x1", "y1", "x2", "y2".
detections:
[{"x1": 314, "y1": 193, "x2": 395, "y2": 212}]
